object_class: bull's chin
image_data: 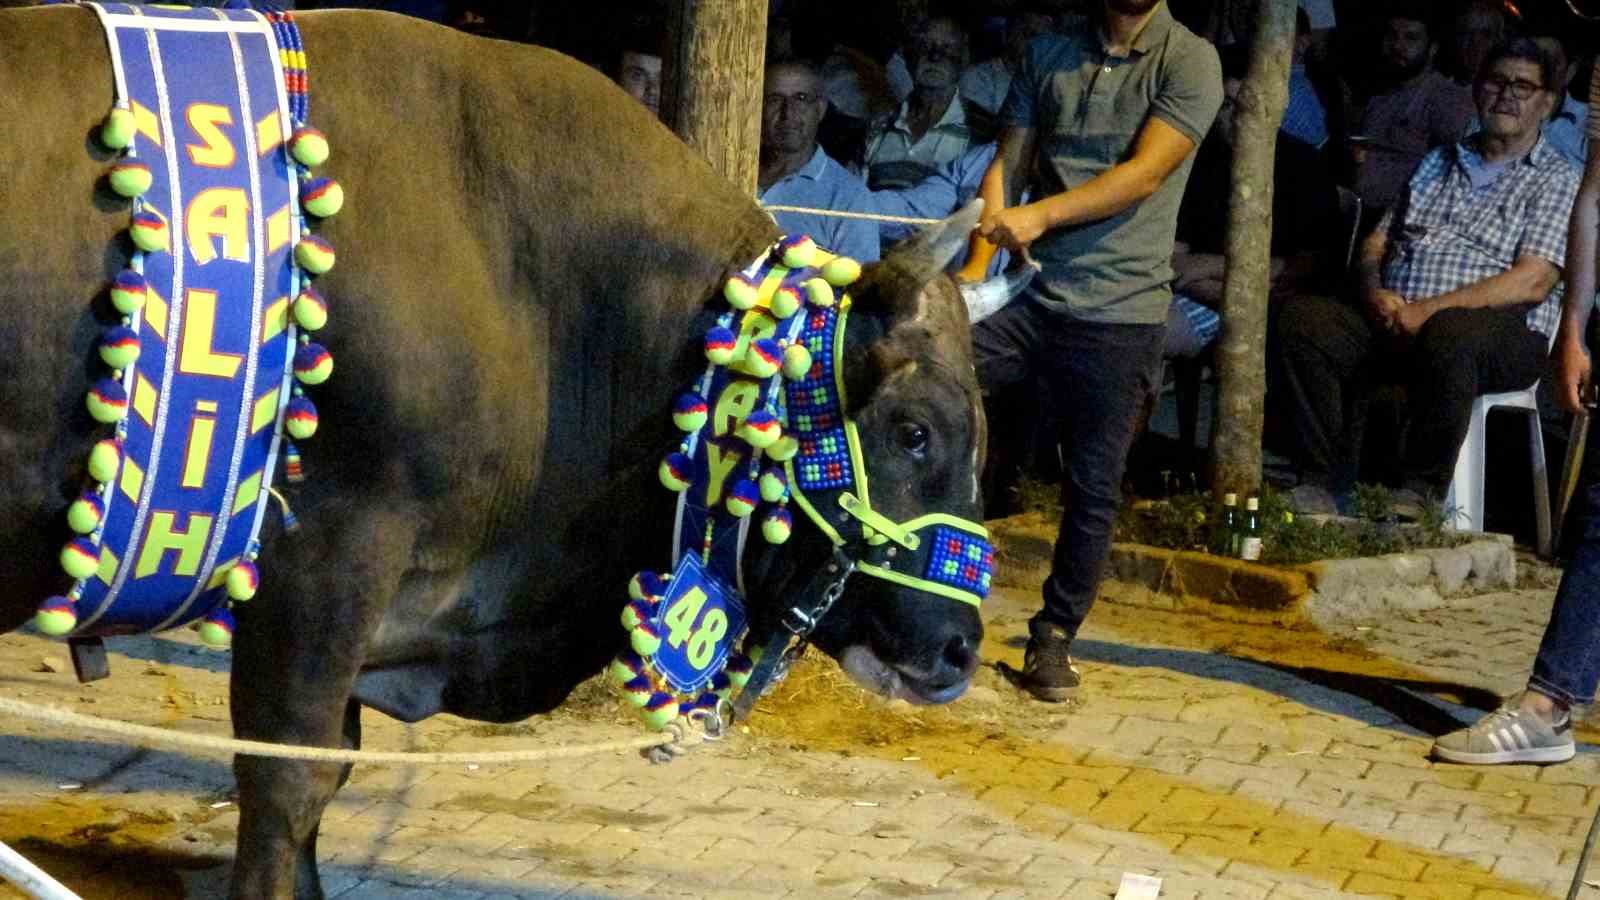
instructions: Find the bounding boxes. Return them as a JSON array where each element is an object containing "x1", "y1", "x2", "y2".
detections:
[{"x1": 837, "y1": 645, "x2": 970, "y2": 706}]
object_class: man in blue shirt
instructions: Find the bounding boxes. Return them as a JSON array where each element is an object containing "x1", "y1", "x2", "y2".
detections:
[{"x1": 758, "y1": 59, "x2": 879, "y2": 263}]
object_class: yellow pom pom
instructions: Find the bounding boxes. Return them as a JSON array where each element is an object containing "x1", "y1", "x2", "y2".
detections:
[
  {"x1": 88, "y1": 439, "x2": 121, "y2": 483},
  {"x1": 724, "y1": 275, "x2": 760, "y2": 311},
  {"x1": 781, "y1": 343, "x2": 812, "y2": 381},
  {"x1": 821, "y1": 256, "x2": 862, "y2": 286},
  {"x1": 108, "y1": 161, "x2": 154, "y2": 198},
  {"x1": 101, "y1": 108, "x2": 136, "y2": 150},
  {"x1": 35, "y1": 601, "x2": 78, "y2": 637},
  {"x1": 767, "y1": 435, "x2": 800, "y2": 462},
  {"x1": 803, "y1": 277, "x2": 836, "y2": 308}
]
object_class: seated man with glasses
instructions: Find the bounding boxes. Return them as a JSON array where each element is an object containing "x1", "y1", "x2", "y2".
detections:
[
  {"x1": 758, "y1": 58, "x2": 879, "y2": 264},
  {"x1": 1272, "y1": 38, "x2": 1581, "y2": 517}
]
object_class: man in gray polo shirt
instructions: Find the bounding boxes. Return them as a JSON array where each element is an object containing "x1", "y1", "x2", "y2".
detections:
[{"x1": 971, "y1": 0, "x2": 1223, "y2": 701}]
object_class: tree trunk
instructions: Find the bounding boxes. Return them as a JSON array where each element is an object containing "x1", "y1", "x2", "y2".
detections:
[
  {"x1": 663, "y1": 0, "x2": 766, "y2": 196},
  {"x1": 1209, "y1": 0, "x2": 1296, "y2": 498}
]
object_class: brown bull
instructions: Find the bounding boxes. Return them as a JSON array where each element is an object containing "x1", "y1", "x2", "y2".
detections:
[{"x1": 0, "y1": 7, "x2": 1018, "y2": 898}]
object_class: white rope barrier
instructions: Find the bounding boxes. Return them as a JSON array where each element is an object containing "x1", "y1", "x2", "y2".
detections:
[
  {"x1": 760, "y1": 204, "x2": 942, "y2": 226},
  {"x1": 0, "y1": 696, "x2": 690, "y2": 766}
]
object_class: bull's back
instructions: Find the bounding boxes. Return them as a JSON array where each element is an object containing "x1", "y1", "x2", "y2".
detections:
[{"x1": 0, "y1": 8, "x2": 774, "y2": 632}]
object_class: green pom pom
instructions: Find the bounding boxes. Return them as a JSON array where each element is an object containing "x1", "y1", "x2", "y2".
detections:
[
  {"x1": 108, "y1": 161, "x2": 153, "y2": 198},
  {"x1": 630, "y1": 623, "x2": 662, "y2": 656},
  {"x1": 759, "y1": 468, "x2": 787, "y2": 503},
  {"x1": 88, "y1": 439, "x2": 121, "y2": 483},
  {"x1": 35, "y1": 608, "x2": 77, "y2": 637},
  {"x1": 61, "y1": 540, "x2": 100, "y2": 581},
  {"x1": 289, "y1": 127, "x2": 330, "y2": 168},
  {"x1": 640, "y1": 696, "x2": 679, "y2": 730},
  {"x1": 821, "y1": 256, "x2": 862, "y2": 286},
  {"x1": 197, "y1": 618, "x2": 233, "y2": 649},
  {"x1": 724, "y1": 276, "x2": 760, "y2": 311},
  {"x1": 292, "y1": 289, "x2": 328, "y2": 331},
  {"x1": 301, "y1": 178, "x2": 344, "y2": 218},
  {"x1": 608, "y1": 656, "x2": 637, "y2": 684},
  {"x1": 226, "y1": 561, "x2": 259, "y2": 602},
  {"x1": 66, "y1": 496, "x2": 104, "y2": 534},
  {"x1": 781, "y1": 343, "x2": 812, "y2": 381},
  {"x1": 101, "y1": 107, "x2": 136, "y2": 150},
  {"x1": 295, "y1": 235, "x2": 336, "y2": 275}
]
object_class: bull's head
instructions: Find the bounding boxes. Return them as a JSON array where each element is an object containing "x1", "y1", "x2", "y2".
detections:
[{"x1": 744, "y1": 201, "x2": 1034, "y2": 706}]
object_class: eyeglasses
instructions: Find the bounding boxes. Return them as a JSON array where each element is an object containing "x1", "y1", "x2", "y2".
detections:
[{"x1": 1479, "y1": 77, "x2": 1544, "y2": 100}]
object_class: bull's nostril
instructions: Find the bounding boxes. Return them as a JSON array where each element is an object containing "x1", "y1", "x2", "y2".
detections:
[{"x1": 942, "y1": 634, "x2": 976, "y2": 675}]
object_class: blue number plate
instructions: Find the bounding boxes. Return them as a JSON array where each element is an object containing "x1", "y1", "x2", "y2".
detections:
[{"x1": 648, "y1": 554, "x2": 748, "y2": 693}]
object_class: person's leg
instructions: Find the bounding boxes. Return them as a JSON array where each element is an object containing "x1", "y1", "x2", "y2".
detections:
[
  {"x1": 1432, "y1": 472, "x2": 1600, "y2": 765},
  {"x1": 1271, "y1": 294, "x2": 1377, "y2": 492},
  {"x1": 1011, "y1": 316, "x2": 1164, "y2": 699},
  {"x1": 1400, "y1": 307, "x2": 1548, "y2": 492},
  {"x1": 1528, "y1": 471, "x2": 1600, "y2": 712}
]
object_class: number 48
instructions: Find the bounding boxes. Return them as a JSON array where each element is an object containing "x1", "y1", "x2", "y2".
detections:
[{"x1": 662, "y1": 587, "x2": 729, "y2": 670}]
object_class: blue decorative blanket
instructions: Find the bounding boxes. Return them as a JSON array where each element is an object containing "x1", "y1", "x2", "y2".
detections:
[{"x1": 36, "y1": 3, "x2": 335, "y2": 644}]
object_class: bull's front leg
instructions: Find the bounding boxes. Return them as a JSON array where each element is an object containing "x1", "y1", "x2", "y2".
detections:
[{"x1": 228, "y1": 501, "x2": 418, "y2": 900}]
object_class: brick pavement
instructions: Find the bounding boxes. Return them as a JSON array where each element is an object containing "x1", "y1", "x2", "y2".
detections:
[{"x1": 1, "y1": 562, "x2": 1597, "y2": 899}]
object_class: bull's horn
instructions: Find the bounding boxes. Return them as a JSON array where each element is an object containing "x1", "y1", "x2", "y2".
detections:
[
  {"x1": 888, "y1": 198, "x2": 985, "y2": 283},
  {"x1": 959, "y1": 257, "x2": 1040, "y2": 324}
]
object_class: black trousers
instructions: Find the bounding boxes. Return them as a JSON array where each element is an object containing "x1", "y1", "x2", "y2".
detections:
[
  {"x1": 1273, "y1": 295, "x2": 1548, "y2": 491},
  {"x1": 974, "y1": 299, "x2": 1166, "y2": 638}
]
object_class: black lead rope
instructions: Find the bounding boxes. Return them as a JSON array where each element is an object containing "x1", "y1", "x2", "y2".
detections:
[{"x1": 729, "y1": 548, "x2": 857, "y2": 723}]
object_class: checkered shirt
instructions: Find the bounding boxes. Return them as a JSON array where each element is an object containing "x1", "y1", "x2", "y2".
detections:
[{"x1": 1377, "y1": 136, "x2": 1579, "y2": 340}]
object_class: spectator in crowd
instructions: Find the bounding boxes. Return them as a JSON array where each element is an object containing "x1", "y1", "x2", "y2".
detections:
[
  {"x1": 1444, "y1": 0, "x2": 1509, "y2": 87},
  {"x1": 1351, "y1": 5, "x2": 1478, "y2": 216},
  {"x1": 862, "y1": 16, "x2": 987, "y2": 190},
  {"x1": 969, "y1": 0, "x2": 1223, "y2": 701},
  {"x1": 1430, "y1": 55, "x2": 1600, "y2": 770},
  {"x1": 1527, "y1": 29, "x2": 1588, "y2": 168},
  {"x1": 1280, "y1": 9, "x2": 1328, "y2": 149},
  {"x1": 613, "y1": 35, "x2": 662, "y2": 119},
  {"x1": 1273, "y1": 39, "x2": 1579, "y2": 518},
  {"x1": 758, "y1": 59, "x2": 880, "y2": 263},
  {"x1": 1166, "y1": 46, "x2": 1339, "y2": 363},
  {"x1": 958, "y1": 7, "x2": 1059, "y2": 117}
]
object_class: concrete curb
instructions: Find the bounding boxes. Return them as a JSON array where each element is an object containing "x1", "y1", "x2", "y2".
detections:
[{"x1": 987, "y1": 512, "x2": 1518, "y2": 622}]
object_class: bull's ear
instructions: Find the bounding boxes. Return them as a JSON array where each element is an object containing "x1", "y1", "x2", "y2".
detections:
[{"x1": 881, "y1": 199, "x2": 984, "y2": 285}]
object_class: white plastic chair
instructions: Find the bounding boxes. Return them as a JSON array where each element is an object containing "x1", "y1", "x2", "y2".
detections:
[{"x1": 1442, "y1": 364, "x2": 1552, "y2": 557}]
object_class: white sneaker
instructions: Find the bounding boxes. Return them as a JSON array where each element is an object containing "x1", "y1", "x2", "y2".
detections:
[{"x1": 1432, "y1": 705, "x2": 1576, "y2": 765}]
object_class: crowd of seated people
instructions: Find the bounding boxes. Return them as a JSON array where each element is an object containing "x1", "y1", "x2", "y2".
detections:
[{"x1": 319, "y1": 0, "x2": 1594, "y2": 524}]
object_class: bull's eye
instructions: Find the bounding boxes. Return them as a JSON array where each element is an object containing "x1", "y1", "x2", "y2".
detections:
[{"x1": 897, "y1": 421, "x2": 930, "y2": 456}]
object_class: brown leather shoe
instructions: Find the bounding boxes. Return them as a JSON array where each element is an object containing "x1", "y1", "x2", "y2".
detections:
[{"x1": 1012, "y1": 619, "x2": 1080, "y2": 702}]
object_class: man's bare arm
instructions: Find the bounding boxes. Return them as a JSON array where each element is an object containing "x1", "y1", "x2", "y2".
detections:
[
  {"x1": 1413, "y1": 255, "x2": 1561, "y2": 314},
  {"x1": 958, "y1": 127, "x2": 1036, "y2": 282}
]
